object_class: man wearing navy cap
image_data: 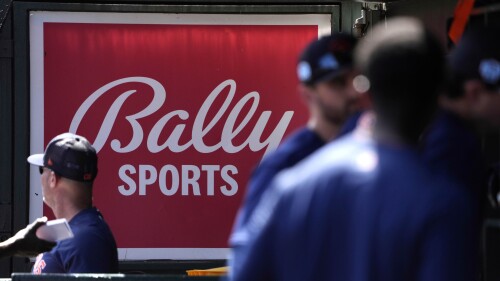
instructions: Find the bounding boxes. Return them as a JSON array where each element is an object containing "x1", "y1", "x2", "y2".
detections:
[
  {"x1": 229, "y1": 34, "x2": 361, "y2": 245},
  {"x1": 28, "y1": 133, "x2": 118, "y2": 273},
  {"x1": 423, "y1": 27, "x2": 500, "y2": 188},
  {"x1": 421, "y1": 27, "x2": 500, "y2": 278},
  {"x1": 423, "y1": 26, "x2": 500, "y2": 222}
]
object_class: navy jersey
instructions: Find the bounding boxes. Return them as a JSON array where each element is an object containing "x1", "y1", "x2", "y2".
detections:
[
  {"x1": 33, "y1": 207, "x2": 118, "y2": 274},
  {"x1": 231, "y1": 127, "x2": 325, "y2": 233},
  {"x1": 422, "y1": 109, "x2": 485, "y2": 205},
  {"x1": 231, "y1": 114, "x2": 361, "y2": 234},
  {"x1": 230, "y1": 132, "x2": 478, "y2": 281},
  {"x1": 339, "y1": 110, "x2": 363, "y2": 136}
]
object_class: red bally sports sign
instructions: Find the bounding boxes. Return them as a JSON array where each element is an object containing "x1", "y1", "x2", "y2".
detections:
[{"x1": 29, "y1": 12, "x2": 331, "y2": 259}]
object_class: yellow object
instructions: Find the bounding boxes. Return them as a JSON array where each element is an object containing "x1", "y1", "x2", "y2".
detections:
[{"x1": 186, "y1": 266, "x2": 228, "y2": 276}]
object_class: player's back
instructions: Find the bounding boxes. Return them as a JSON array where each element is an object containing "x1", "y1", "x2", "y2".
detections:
[{"x1": 266, "y1": 134, "x2": 477, "y2": 281}]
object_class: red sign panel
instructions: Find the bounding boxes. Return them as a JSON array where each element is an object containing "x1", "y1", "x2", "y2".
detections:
[{"x1": 30, "y1": 12, "x2": 329, "y2": 259}]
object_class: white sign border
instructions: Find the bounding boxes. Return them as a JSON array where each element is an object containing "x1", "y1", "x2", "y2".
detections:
[{"x1": 29, "y1": 11, "x2": 331, "y2": 260}]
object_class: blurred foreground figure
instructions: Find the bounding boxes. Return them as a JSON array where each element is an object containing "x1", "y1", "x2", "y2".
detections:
[
  {"x1": 229, "y1": 17, "x2": 478, "y2": 281},
  {"x1": 421, "y1": 28, "x2": 500, "y2": 277},
  {"x1": 423, "y1": 26, "x2": 500, "y2": 205},
  {"x1": 230, "y1": 34, "x2": 359, "y2": 233}
]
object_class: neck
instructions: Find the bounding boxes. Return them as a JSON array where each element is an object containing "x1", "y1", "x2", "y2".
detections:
[
  {"x1": 439, "y1": 96, "x2": 470, "y2": 120},
  {"x1": 50, "y1": 196, "x2": 91, "y2": 222},
  {"x1": 307, "y1": 117, "x2": 341, "y2": 142},
  {"x1": 373, "y1": 118, "x2": 420, "y2": 147},
  {"x1": 53, "y1": 206, "x2": 86, "y2": 222}
]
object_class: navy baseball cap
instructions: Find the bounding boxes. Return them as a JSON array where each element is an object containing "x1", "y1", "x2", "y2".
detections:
[
  {"x1": 297, "y1": 33, "x2": 357, "y2": 86},
  {"x1": 449, "y1": 26, "x2": 500, "y2": 90},
  {"x1": 27, "y1": 133, "x2": 98, "y2": 182}
]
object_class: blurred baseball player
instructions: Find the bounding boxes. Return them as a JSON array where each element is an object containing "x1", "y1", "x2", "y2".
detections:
[
  {"x1": 230, "y1": 33, "x2": 360, "y2": 236},
  {"x1": 229, "y1": 17, "x2": 478, "y2": 281}
]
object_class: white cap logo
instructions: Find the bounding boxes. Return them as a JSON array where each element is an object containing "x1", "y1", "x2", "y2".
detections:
[
  {"x1": 297, "y1": 61, "x2": 312, "y2": 82},
  {"x1": 479, "y1": 58, "x2": 500, "y2": 85},
  {"x1": 319, "y1": 54, "x2": 339, "y2": 70}
]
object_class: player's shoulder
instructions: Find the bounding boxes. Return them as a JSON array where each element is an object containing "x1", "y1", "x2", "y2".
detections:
[
  {"x1": 259, "y1": 128, "x2": 324, "y2": 166},
  {"x1": 295, "y1": 133, "x2": 369, "y2": 172},
  {"x1": 70, "y1": 209, "x2": 115, "y2": 244},
  {"x1": 272, "y1": 133, "x2": 372, "y2": 193},
  {"x1": 415, "y1": 171, "x2": 475, "y2": 218}
]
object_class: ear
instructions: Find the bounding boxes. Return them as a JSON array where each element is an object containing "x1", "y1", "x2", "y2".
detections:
[
  {"x1": 463, "y1": 79, "x2": 485, "y2": 104},
  {"x1": 359, "y1": 91, "x2": 373, "y2": 111},
  {"x1": 48, "y1": 171, "x2": 59, "y2": 188},
  {"x1": 297, "y1": 84, "x2": 315, "y2": 103}
]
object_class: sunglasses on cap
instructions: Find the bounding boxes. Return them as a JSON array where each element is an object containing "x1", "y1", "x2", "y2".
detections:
[{"x1": 38, "y1": 166, "x2": 60, "y2": 177}]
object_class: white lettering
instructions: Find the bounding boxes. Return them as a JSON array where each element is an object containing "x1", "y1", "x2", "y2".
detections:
[
  {"x1": 71, "y1": 78, "x2": 294, "y2": 156},
  {"x1": 117, "y1": 164, "x2": 238, "y2": 197},
  {"x1": 118, "y1": 164, "x2": 136, "y2": 196},
  {"x1": 221, "y1": 165, "x2": 238, "y2": 196},
  {"x1": 182, "y1": 165, "x2": 201, "y2": 196},
  {"x1": 70, "y1": 77, "x2": 166, "y2": 153},
  {"x1": 148, "y1": 111, "x2": 190, "y2": 153},
  {"x1": 191, "y1": 79, "x2": 235, "y2": 153},
  {"x1": 202, "y1": 165, "x2": 220, "y2": 196},
  {"x1": 139, "y1": 165, "x2": 157, "y2": 196},
  {"x1": 158, "y1": 165, "x2": 179, "y2": 196}
]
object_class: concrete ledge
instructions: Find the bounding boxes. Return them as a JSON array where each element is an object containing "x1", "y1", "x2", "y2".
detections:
[{"x1": 11, "y1": 273, "x2": 221, "y2": 281}]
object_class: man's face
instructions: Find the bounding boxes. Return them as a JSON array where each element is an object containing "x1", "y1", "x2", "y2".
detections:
[
  {"x1": 478, "y1": 91, "x2": 500, "y2": 127},
  {"x1": 39, "y1": 167, "x2": 54, "y2": 208},
  {"x1": 312, "y1": 72, "x2": 360, "y2": 125},
  {"x1": 470, "y1": 81, "x2": 500, "y2": 127}
]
